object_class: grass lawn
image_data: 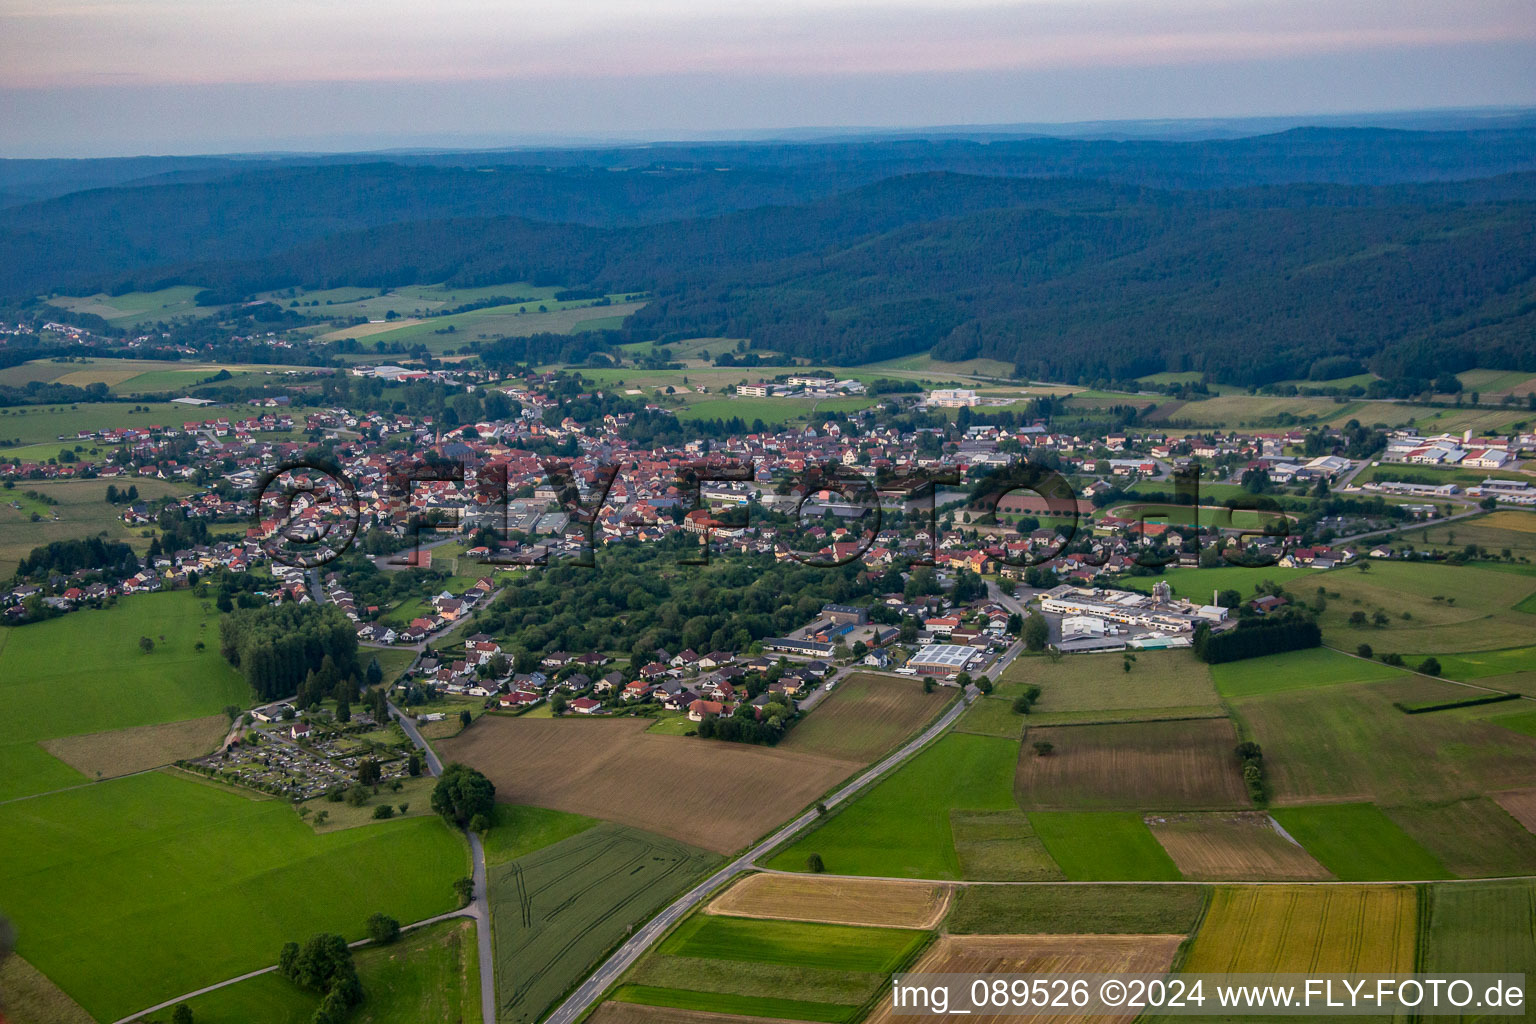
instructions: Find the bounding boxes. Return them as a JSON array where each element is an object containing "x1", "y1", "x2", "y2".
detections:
[
  {"x1": 1270, "y1": 803, "x2": 1450, "y2": 880},
  {"x1": 0, "y1": 771, "x2": 466, "y2": 1022},
  {"x1": 1027, "y1": 811, "x2": 1182, "y2": 881},
  {"x1": 765, "y1": 733, "x2": 1021, "y2": 880},
  {"x1": 1231, "y1": 680, "x2": 1536, "y2": 805},
  {"x1": 946, "y1": 883, "x2": 1205, "y2": 934},
  {"x1": 480, "y1": 803, "x2": 598, "y2": 866},
  {"x1": 178, "y1": 918, "x2": 481, "y2": 1024},
  {"x1": 0, "y1": 590, "x2": 250, "y2": 801},
  {"x1": 1210, "y1": 646, "x2": 1408, "y2": 698}
]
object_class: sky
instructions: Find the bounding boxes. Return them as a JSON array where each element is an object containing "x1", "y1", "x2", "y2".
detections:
[{"x1": 1, "y1": 0, "x2": 1534, "y2": 156}]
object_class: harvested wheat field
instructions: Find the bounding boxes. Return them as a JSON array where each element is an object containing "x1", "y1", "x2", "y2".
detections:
[
  {"x1": 587, "y1": 1002, "x2": 802, "y2": 1024},
  {"x1": 1492, "y1": 788, "x2": 1536, "y2": 834},
  {"x1": 1015, "y1": 718, "x2": 1248, "y2": 810},
  {"x1": 866, "y1": 934, "x2": 1184, "y2": 1024},
  {"x1": 1182, "y1": 885, "x2": 1416, "y2": 973},
  {"x1": 40, "y1": 715, "x2": 227, "y2": 779},
  {"x1": 438, "y1": 717, "x2": 860, "y2": 854},
  {"x1": 1146, "y1": 812, "x2": 1332, "y2": 880},
  {"x1": 707, "y1": 873, "x2": 950, "y2": 929}
]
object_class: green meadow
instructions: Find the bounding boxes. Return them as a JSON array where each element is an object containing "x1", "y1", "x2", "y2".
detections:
[
  {"x1": 766, "y1": 733, "x2": 1021, "y2": 879},
  {"x1": 181, "y1": 918, "x2": 481, "y2": 1024},
  {"x1": 1210, "y1": 647, "x2": 1408, "y2": 698},
  {"x1": 1270, "y1": 804, "x2": 1449, "y2": 881},
  {"x1": 480, "y1": 803, "x2": 598, "y2": 866},
  {"x1": 0, "y1": 590, "x2": 249, "y2": 801},
  {"x1": 0, "y1": 771, "x2": 466, "y2": 1022},
  {"x1": 1028, "y1": 811, "x2": 1182, "y2": 881}
]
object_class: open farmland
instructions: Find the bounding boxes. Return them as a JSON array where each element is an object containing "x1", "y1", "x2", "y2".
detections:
[
  {"x1": 1028, "y1": 812, "x2": 1182, "y2": 881},
  {"x1": 0, "y1": 475, "x2": 191, "y2": 579},
  {"x1": 1313, "y1": 560, "x2": 1536, "y2": 653},
  {"x1": 0, "y1": 954, "x2": 94, "y2": 1024},
  {"x1": 766, "y1": 733, "x2": 1021, "y2": 879},
  {"x1": 1116, "y1": 566, "x2": 1318, "y2": 602},
  {"x1": 707, "y1": 874, "x2": 950, "y2": 930},
  {"x1": 1396, "y1": 510, "x2": 1536, "y2": 563},
  {"x1": 1232, "y1": 680, "x2": 1536, "y2": 805},
  {"x1": 39, "y1": 714, "x2": 227, "y2": 780},
  {"x1": 320, "y1": 299, "x2": 646, "y2": 351},
  {"x1": 589, "y1": 1006, "x2": 806, "y2": 1024},
  {"x1": 1146, "y1": 394, "x2": 1350, "y2": 429},
  {"x1": 1209, "y1": 646, "x2": 1408, "y2": 698},
  {"x1": 661, "y1": 914, "x2": 927, "y2": 972},
  {"x1": 998, "y1": 649, "x2": 1224, "y2": 724},
  {"x1": 0, "y1": 590, "x2": 250, "y2": 801},
  {"x1": 1146, "y1": 812, "x2": 1332, "y2": 880},
  {"x1": 0, "y1": 771, "x2": 465, "y2": 1023},
  {"x1": 950, "y1": 809, "x2": 1064, "y2": 880},
  {"x1": 1180, "y1": 885, "x2": 1417, "y2": 973},
  {"x1": 1014, "y1": 718, "x2": 1248, "y2": 810},
  {"x1": 438, "y1": 716, "x2": 860, "y2": 854},
  {"x1": 1269, "y1": 804, "x2": 1449, "y2": 880},
  {"x1": 947, "y1": 884, "x2": 1206, "y2": 935},
  {"x1": 1492, "y1": 788, "x2": 1536, "y2": 833},
  {"x1": 480, "y1": 803, "x2": 598, "y2": 866},
  {"x1": 865, "y1": 934, "x2": 1184, "y2": 1024},
  {"x1": 781, "y1": 673, "x2": 956, "y2": 762},
  {"x1": 490, "y1": 824, "x2": 718, "y2": 1024},
  {"x1": 1421, "y1": 881, "x2": 1536, "y2": 981},
  {"x1": 0, "y1": 401, "x2": 202, "y2": 447},
  {"x1": 50, "y1": 286, "x2": 212, "y2": 325},
  {"x1": 955, "y1": 695, "x2": 1025, "y2": 737},
  {"x1": 178, "y1": 918, "x2": 481, "y2": 1024},
  {"x1": 1384, "y1": 796, "x2": 1536, "y2": 877}
]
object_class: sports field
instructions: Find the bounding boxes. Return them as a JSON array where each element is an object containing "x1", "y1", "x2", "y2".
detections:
[
  {"x1": 1180, "y1": 885, "x2": 1417, "y2": 973},
  {"x1": 1015, "y1": 718, "x2": 1248, "y2": 810},
  {"x1": 765, "y1": 733, "x2": 1021, "y2": 879},
  {"x1": 707, "y1": 874, "x2": 950, "y2": 930},
  {"x1": 866, "y1": 934, "x2": 1184, "y2": 1024},
  {"x1": 1269, "y1": 804, "x2": 1449, "y2": 880},
  {"x1": 1028, "y1": 811, "x2": 1181, "y2": 881},
  {"x1": 440, "y1": 716, "x2": 860, "y2": 853},
  {"x1": 0, "y1": 770, "x2": 466, "y2": 1022},
  {"x1": 1146, "y1": 812, "x2": 1331, "y2": 880},
  {"x1": 489, "y1": 824, "x2": 719, "y2": 1024},
  {"x1": 1232, "y1": 680, "x2": 1536, "y2": 805},
  {"x1": 781, "y1": 673, "x2": 956, "y2": 762},
  {"x1": 0, "y1": 590, "x2": 249, "y2": 801},
  {"x1": 180, "y1": 918, "x2": 481, "y2": 1024}
]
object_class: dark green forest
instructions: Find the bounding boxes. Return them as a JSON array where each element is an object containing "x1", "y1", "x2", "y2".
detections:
[{"x1": 4, "y1": 126, "x2": 1535, "y2": 386}]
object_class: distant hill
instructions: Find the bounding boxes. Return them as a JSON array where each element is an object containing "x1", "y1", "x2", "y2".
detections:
[{"x1": 3, "y1": 127, "x2": 1534, "y2": 386}]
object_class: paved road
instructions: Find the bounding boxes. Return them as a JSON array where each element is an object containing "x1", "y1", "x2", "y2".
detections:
[
  {"x1": 542, "y1": 682, "x2": 979, "y2": 1024},
  {"x1": 390, "y1": 700, "x2": 495, "y2": 1024}
]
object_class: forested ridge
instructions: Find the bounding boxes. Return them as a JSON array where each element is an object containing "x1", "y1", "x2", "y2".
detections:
[{"x1": 4, "y1": 126, "x2": 1535, "y2": 386}]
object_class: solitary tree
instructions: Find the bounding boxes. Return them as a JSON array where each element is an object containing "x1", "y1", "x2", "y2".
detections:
[
  {"x1": 366, "y1": 913, "x2": 401, "y2": 945},
  {"x1": 139, "y1": 636, "x2": 154, "y2": 654},
  {"x1": 1023, "y1": 613, "x2": 1049, "y2": 652},
  {"x1": 1032, "y1": 740, "x2": 1054, "y2": 757},
  {"x1": 432, "y1": 763, "x2": 496, "y2": 828},
  {"x1": 806, "y1": 853, "x2": 826, "y2": 873},
  {"x1": 453, "y1": 876, "x2": 475, "y2": 908},
  {"x1": 172, "y1": 1005, "x2": 194, "y2": 1024}
]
